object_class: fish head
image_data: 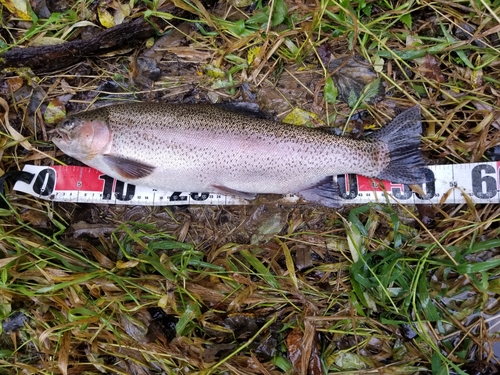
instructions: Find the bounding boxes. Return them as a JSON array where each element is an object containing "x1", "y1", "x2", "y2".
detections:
[{"x1": 53, "y1": 114, "x2": 112, "y2": 161}]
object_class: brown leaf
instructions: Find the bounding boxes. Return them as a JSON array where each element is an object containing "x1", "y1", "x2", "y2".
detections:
[
  {"x1": 203, "y1": 343, "x2": 238, "y2": 362},
  {"x1": 57, "y1": 330, "x2": 72, "y2": 375},
  {"x1": 286, "y1": 322, "x2": 322, "y2": 375},
  {"x1": 287, "y1": 328, "x2": 304, "y2": 372},
  {"x1": 328, "y1": 56, "x2": 383, "y2": 104},
  {"x1": 417, "y1": 53, "x2": 445, "y2": 83},
  {"x1": 165, "y1": 47, "x2": 212, "y2": 62},
  {"x1": 223, "y1": 314, "x2": 261, "y2": 340},
  {"x1": 417, "y1": 204, "x2": 437, "y2": 227},
  {"x1": 20, "y1": 209, "x2": 51, "y2": 229},
  {"x1": 302, "y1": 320, "x2": 322, "y2": 375},
  {"x1": 0, "y1": 77, "x2": 23, "y2": 94},
  {"x1": 145, "y1": 307, "x2": 178, "y2": 344},
  {"x1": 317, "y1": 43, "x2": 334, "y2": 65},
  {"x1": 295, "y1": 246, "x2": 313, "y2": 271}
]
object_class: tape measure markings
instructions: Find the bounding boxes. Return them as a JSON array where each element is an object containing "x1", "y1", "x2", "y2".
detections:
[{"x1": 12, "y1": 163, "x2": 500, "y2": 205}]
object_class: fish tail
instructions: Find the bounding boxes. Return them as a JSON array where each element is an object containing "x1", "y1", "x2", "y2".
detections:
[{"x1": 368, "y1": 106, "x2": 427, "y2": 184}]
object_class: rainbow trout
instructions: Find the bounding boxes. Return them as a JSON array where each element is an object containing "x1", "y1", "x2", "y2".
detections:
[{"x1": 53, "y1": 103, "x2": 426, "y2": 207}]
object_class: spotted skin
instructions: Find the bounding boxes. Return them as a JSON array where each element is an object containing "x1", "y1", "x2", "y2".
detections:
[{"x1": 53, "y1": 103, "x2": 425, "y2": 206}]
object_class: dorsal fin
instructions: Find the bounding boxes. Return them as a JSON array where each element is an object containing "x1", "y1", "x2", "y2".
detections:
[{"x1": 216, "y1": 102, "x2": 270, "y2": 119}]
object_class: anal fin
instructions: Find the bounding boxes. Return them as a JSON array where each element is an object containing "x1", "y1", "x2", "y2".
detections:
[
  {"x1": 212, "y1": 185, "x2": 257, "y2": 200},
  {"x1": 103, "y1": 155, "x2": 156, "y2": 179},
  {"x1": 297, "y1": 177, "x2": 341, "y2": 208}
]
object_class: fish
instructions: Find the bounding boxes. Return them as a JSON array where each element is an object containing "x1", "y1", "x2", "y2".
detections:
[{"x1": 52, "y1": 102, "x2": 427, "y2": 207}]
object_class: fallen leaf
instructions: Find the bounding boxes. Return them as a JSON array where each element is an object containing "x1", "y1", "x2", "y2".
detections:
[
  {"x1": 28, "y1": 36, "x2": 65, "y2": 47},
  {"x1": 57, "y1": 330, "x2": 71, "y2": 375},
  {"x1": 98, "y1": 6, "x2": 115, "y2": 28},
  {"x1": 60, "y1": 21, "x2": 99, "y2": 40},
  {"x1": 231, "y1": 0, "x2": 253, "y2": 7},
  {"x1": 247, "y1": 46, "x2": 261, "y2": 65},
  {"x1": 116, "y1": 260, "x2": 140, "y2": 269},
  {"x1": 286, "y1": 328, "x2": 303, "y2": 371},
  {"x1": 202, "y1": 64, "x2": 226, "y2": 78},
  {"x1": 172, "y1": 0, "x2": 199, "y2": 14},
  {"x1": 416, "y1": 54, "x2": 445, "y2": 83},
  {"x1": 283, "y1": 107, "x2": 323, "y2": 126},
  {"x1": 165, "y1": 47, "x2": 212, "y2": 62},
  {"x1": 145, "y1": 307, "x2": 178, "y2": 344},
  {"x1": 295, "y1": 247, "x2": 313, "y2": 271},
  {"x1": 0, "y1": 0, "x2": 32, "y2": 20},
  {"x1": 203, "y1": 343, "x2": 238, "y2": 362},
  {"x1": 43, "y1": 98, "x2": 66, "y2": 124},
  {"x1": 328, "y1": 56, "x2": 383, "y2": 105},
  {"x1": 0, "y1": 96, "x2": 32, "y2": 150},
  {"x1": 0, "y1": 77, "x2": 23, "y2": 95},
  {"x1": 317, "y1": 43, "x2": 333, "y2": 65},
  {"x1": 286, "y1": 323, "x2": 322, "y2": 375},
  {"x1": 113, "y1": 1, "x2": 130, "y2": 25},
  {"x1": 223, "y1": 314, "x2": 262, "y2": 340},
  {"x1": 472, "y1": 101, "x2": 500, "y2": 130},
  {"x1": 333, "y1": 352, "x2": 367, "y2": 370}
]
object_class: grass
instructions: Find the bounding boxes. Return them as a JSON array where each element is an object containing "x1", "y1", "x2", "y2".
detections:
[{"x1": 1, "y1": 0, "x2": 500, "y2": 373}]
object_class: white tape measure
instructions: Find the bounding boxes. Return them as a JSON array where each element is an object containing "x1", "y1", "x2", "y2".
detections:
[{"x1": 11, "y1": 163, "x2": 500, "y2": 205}]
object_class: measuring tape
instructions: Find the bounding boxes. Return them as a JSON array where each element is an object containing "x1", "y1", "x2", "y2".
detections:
[{"x1": 11, "y1": 162, "x2": 500, "y2": 206}]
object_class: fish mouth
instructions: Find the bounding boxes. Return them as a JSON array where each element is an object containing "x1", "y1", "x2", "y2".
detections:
[{"x1": 54, "y1": 128, "x2": 70, "y2": 142}]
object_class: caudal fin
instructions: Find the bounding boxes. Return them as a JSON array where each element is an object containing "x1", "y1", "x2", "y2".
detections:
[{"x1": 367, "y1": 106, "x2": 428, "y2": 184}]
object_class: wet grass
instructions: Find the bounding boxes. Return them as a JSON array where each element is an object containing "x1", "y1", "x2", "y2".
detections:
[{"x1": 1, "y1": 0, "x2": 500, "y2": 374}]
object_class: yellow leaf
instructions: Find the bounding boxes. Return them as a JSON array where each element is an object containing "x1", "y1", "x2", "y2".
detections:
[
  {"x1": 282, "y1": 108, "x2": 323, "y2": 126},
  {"x1": 98, "y1": 7, "x2": 115, "y2": 28},
  {"x1": 0, "y1": 0, "x2": 32, "y2": 20},
  {"x1": 158, "y1": 294, "x2": 169, "y2": 308},
  {"x1": 116, "y1": 260, "x2": 139, "y2": 269},
  {"x1": 247, "y1": 46, "x2": 260, "y2": 65},
  {"x1": 43, "y1": 98, "x2": 66, "y2": 125},
  {"x1": 202, "y1": 64, "x2": 225, "y2": 78},
  {"x1": 146, "y1": 37, "x2": 155, "y2": 49}
]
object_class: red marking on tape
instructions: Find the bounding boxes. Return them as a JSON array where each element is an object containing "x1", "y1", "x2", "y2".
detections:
[
  {"x1": 53, "y1": 166, "x2": 105, "y2": 192},
  {"x1": 358, "y1": 176, "x2": 388, "y2": 192}
]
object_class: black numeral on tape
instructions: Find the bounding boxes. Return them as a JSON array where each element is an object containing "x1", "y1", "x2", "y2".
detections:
[
  {"x1": 169, "y1": 192, "x2": 210, "y2": 201},
  {"x1": 472, "y1": 164, "x2": 497, "y2": 199},
  {"x1": 190, "y1": 193, "x2": 210, "y2": 201},
  {"x1": 32, "y1": 168, "x2": 56, "y2": 196},
  {"x1": 416, "y1": 168, "x2": 436, "y2": 200},
  {"x1": 99, "y1": 175, "x2": 136, "y2": 201},
  {"x1": 169, "y1": 192, "x2": 188, "y2": 202},
  {"x1": 115, "y1": 181, "x2": 136, "y2": 201},
  {"x1": 337, "y1": 174, "x2": 358, "y2": 199}
]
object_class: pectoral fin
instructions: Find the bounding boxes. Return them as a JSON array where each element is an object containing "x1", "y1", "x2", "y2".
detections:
[
  {"x1": 102, "y1": 155, "x2": 156, "y2": 179},
  {"x1": 297, "y1": 177, "x2": 341, "y2": 207}
]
